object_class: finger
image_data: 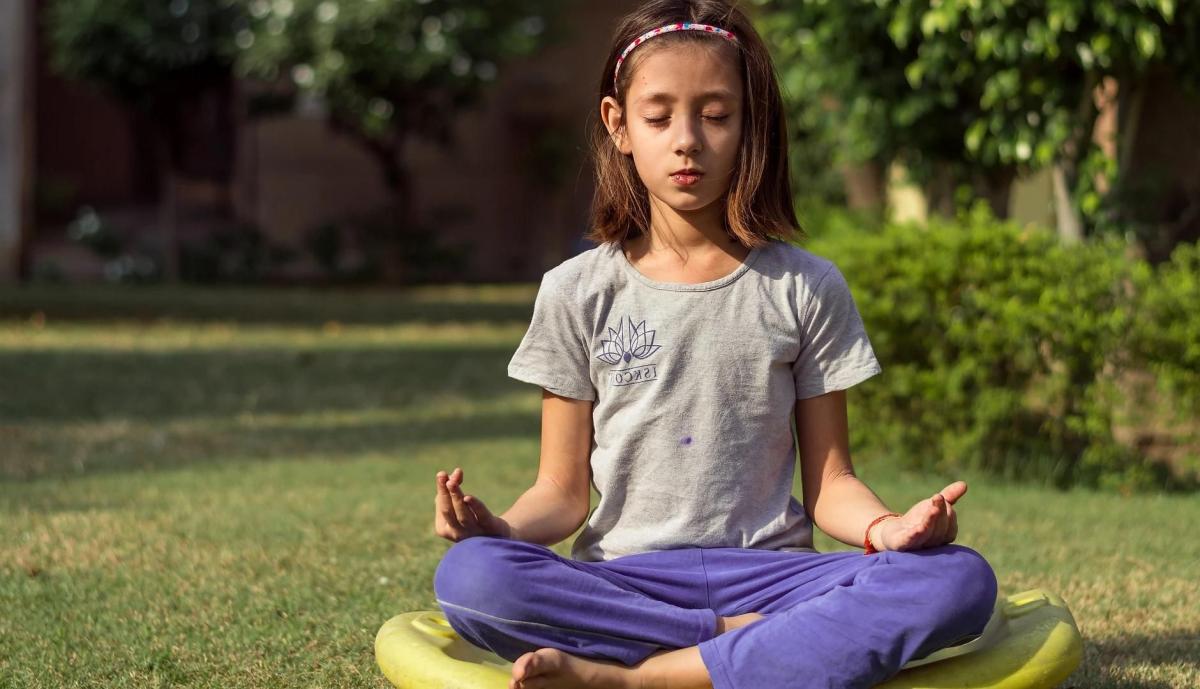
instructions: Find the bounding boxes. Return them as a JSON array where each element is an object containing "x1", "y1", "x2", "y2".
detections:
[
  {"x1": 916, "y1": 499, "x2": 936, "y2": 537},
  {"x1": 945, "y1": 503, "x2": 958, "y2": 543},
  {"x1": 436, "y1": 473, "x2": 464, "y2": 532},
  {"x1": 910, "y1": 497, "x2": 941, "y2": 549},
  {"x1": 930, "y1": 494, "x2": 950, "y2": 544},
  {"x1": 436, "y1": 471, "x2": 457, "y2": 514},
  {"x1": 940, "y1": 480, "x2": 968, "y2": 505},
  {"x1": 446, "y1": 468, "x2": 475, "y2": 528},
  {"x1": 464, "y1": 494, "x2": 490, "y2": 520},
  {"x1": 907, "y1": 515, "x2": 933, "y2": 550}
]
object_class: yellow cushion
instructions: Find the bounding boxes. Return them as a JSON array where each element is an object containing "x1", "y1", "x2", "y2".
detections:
[{"x1": 375, "y1": 588, "x2": 1082, "y2": 689}]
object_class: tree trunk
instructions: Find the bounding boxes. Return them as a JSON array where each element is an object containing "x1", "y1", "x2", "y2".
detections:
[
  {"x1": 1115, "y1": 76, "x2": 1145, "y2": 186},
  {"x1": 973, "y1": 166, "x2": 1016, "y2": 219},
  {"x1": 152, "y1": 69, "x2": 238, "y2": 282},
  {"x1": 924, "y1": 161, "x2": 959, "y2": 219},
  {"x1": 838, "y1": 159, "x2": 887, "y2": 213},
  {"x1": 151, "y1": 126, "x2": 181, "y2": 282},
  {"x1": 362, "y1": 132, "x2": 415, "y2": 284},
  {"x1": 0, "y1": 0, "x2": 32, "y2": 283},
  {"x1": 1052, "y1": 163, "x2": 1083, "y2": 244},
  {"x1": 1053, "y1": 72, "x2": 1102, "y2": 244}
]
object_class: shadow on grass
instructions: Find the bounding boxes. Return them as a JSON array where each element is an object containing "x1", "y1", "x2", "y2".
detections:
[
  {"x1": 0, "y1": 343, "x2": 547, "y2": 483},
  {"x1": 0, "y1": 345, "x2": 517, "y2": 424},
  {"x1": 0, "y1": 285, "x2": 537, "y2": 325},
  {"x1": 0, "y1": 406, "x2": 542, "y2": 491}
]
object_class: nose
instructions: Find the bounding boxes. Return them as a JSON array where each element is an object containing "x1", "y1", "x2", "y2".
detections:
[{"x1": 673, "y1": 116, "x2": 703, "y2": 156}]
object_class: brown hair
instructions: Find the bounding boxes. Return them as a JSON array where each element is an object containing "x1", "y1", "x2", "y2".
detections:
[{"x1": 583, "y1": 0, "x2": 804, "y2": 249}]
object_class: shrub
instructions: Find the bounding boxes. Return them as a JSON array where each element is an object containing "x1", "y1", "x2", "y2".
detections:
[
  {"x1": 1125, "y1": 241, "x2": 1200, "y2": 485},
  {"x1": 1132, "y1": 241, "x2": 1200, "y2": 415},
  {"x1": 805, "y1": 204, "x2": 1184, "y2": 491}
]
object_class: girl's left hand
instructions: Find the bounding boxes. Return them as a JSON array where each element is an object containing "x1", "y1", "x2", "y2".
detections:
[{"x1": 873, "y1": 481, "x2": 966, "y2": 552}]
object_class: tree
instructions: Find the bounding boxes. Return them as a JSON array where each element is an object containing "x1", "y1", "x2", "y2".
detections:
[
  {"x1": 237, "y1": 0, "x2": 570, "y2": 281},
  {"x1": 45, "y1": 0, "x2": 250, "y2": 280},
  {"x1": 754, "y1": 0, "x2": 1200, "y2": 245}
]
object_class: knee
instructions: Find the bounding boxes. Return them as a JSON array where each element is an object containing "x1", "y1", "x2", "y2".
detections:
[
  {"x1": 433, "y1": 536, "x2": 533, "y2": 617},
  {"x1": 932, "y1": 545, "x2": 999, "y2": 631}
]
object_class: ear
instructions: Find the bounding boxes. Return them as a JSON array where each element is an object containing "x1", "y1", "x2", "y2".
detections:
[{"x1": 600, "y1": 96, "x2": 632, "y2": 155}]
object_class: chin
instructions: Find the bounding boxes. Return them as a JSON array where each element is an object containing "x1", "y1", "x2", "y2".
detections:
[{"x1": 651, "y1": 188, "x2": 718, "y2": 212}]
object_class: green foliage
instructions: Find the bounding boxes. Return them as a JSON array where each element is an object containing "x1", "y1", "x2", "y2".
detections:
[
  {"x1": 237, "y1": 0, "x2": 568, "y2": 145},
  {"x1": 807, "y1": 205, "x2": 1196, "y2": 492},
  {"x1": 753, "y1": 0, "x2": 1200, "y2": 224},
  {"x1": 45, "y1": 0, "x2": 247, "y2": 105},
  {"x1": 1131, "y1": 241, "x2": 1200, "y2": 417}
]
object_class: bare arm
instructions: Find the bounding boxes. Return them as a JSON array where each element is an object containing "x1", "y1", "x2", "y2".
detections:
[
  {"x1": 795, "y1": 389, "x2": 896, "y2": 548},
  {"x1": 500, "y1": 389, "x2": 594, "y2": 546}
]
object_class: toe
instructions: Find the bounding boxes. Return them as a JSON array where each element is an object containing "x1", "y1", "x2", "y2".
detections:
[
  {"x1": 512, "y1": 651, "x2": 534, "y2": 682},
  {"x1": 528, "y1": 648, "x2": 555, "y2": 674}
]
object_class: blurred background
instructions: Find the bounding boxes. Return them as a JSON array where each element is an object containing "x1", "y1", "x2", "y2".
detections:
[
  {"x1": 2, "y1": 2, "x2": 1200, "y2": 687},
  {"x1": 3, "y1": 0, "x2": 1196, "y2": 490},
  {"x1": 3, "y1": 0, "x2": 1195, "y2": 285}
]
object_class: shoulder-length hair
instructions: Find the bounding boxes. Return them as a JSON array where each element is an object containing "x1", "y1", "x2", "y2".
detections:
[{"x1": 583, "y1": 0, "x2": 804, "y2": 249}]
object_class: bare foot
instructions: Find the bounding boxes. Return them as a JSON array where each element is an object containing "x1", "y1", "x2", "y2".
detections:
[
  {"x1": 507, "y1": 614, "x2": 767, "y2": 689},
  {"x1": 509, "y1": 647, "x2": 636, "y2": 689}
]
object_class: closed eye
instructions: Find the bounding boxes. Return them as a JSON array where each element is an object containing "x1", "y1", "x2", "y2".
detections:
[{"x1": 644, "y1": 115, "x2": 730, "y2": 128}]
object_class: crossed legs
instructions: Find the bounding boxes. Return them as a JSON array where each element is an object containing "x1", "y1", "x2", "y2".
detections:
[{"x1": 433, "y1": 537, "x2": 997, "y2": 689}]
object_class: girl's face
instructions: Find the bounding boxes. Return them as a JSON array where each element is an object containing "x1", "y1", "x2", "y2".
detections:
[{"x1": 601, "y1": 43, "x2": 744, "y2": 215}]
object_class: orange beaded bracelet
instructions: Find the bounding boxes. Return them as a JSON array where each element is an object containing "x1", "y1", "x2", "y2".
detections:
[{"x1": 863, "y1": 512, "x2": 901, "y2": 555}]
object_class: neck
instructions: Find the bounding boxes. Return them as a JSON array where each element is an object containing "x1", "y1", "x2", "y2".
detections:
[{"x1": 639, "y1": 195, "x2": 736, "y2": 253}]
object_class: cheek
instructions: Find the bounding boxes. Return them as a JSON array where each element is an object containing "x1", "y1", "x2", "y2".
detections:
[{"x1": 630, "y1": 153, "x2": 658, "y2": 184}]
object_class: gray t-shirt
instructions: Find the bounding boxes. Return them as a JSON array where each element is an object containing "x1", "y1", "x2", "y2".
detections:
[{"x1": 507, "y1": 238, "x2": 882, "y2": 562}]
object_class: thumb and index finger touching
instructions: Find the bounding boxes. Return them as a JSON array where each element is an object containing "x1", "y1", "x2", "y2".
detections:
[{"x1": 937, "y1": 480, "x2": 968, "y2": 505}]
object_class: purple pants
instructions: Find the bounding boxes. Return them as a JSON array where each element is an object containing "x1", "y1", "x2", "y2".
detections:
[{"x1": 433, "y1": 537, "x2": 997, "y2": 689}]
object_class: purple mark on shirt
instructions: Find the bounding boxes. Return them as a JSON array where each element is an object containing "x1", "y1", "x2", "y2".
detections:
[{"x1": 680, "y1": 435, "x2": 693, "y2": 446}]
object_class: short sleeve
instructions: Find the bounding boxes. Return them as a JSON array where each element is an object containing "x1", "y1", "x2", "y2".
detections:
[
  {"x1": 792, "y1": 263, "x2": 883, "y2": 400},
  {"x1": 507, "y1": 271, "x2": 596, "y2": 401}
]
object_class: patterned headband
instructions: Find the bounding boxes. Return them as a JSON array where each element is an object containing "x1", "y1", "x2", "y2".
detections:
[{"x1": 612, "y1": 22, "x2": 741, "y2": 92}]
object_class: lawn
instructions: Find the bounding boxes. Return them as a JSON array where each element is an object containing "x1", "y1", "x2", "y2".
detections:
[{"x1": 1, "y1": 285, "x2": 1196, "y2": 688}]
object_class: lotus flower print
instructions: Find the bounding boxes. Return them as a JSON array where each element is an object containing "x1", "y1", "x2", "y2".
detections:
[{"x1": 596, "y1": 316, "x2": 662, "y2": 365}]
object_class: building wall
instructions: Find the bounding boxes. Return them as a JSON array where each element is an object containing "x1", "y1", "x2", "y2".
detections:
[
  {"x1": 27, "y1": 3, "x2": 1200, "y2": 281},
  {"x1": 231, "y1": 0, "x2": 642, "y2": 281},
  {"x1": 30, "y1": 0, "x2": 641, "y2": 282},
  {"x1": 0, "y1": 0, "x2": 33, "y2": 282}
]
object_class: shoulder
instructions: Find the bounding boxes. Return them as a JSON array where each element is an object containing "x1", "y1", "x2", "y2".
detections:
[
  {"x1": 538, "y1": 241, "x2": 612, "y2": 302},
  {"x1": 758, "y1": 238, "x2": 840, "y2": 289}
]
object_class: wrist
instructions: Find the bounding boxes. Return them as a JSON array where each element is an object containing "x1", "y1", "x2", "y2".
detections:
[
  {"x1": 864, "y1": 512, "x2": 900, "y2": 555},
  {"x1": 499, "y1": 518, "x2": 518, "y2": 541},
  {"x1": 868, "y1": 522, "x2": 887, "y2": 551}
]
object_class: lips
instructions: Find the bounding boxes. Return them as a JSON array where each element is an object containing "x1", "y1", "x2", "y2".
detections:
[
  {"x1": 670, "y1": 170, "x2": 703, "y2": 187},
  {"x1": 671, "y1": 168, "x2": 703, "y2": 176}
]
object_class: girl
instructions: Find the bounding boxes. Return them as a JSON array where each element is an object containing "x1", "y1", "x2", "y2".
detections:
[{"x1": 432, "y1": 1, "x2": 998, "y2": 688}]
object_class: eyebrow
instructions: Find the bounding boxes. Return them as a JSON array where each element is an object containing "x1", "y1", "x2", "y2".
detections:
[{"x1": 634, "y1": 89, "x2": 738, "y2": 105}]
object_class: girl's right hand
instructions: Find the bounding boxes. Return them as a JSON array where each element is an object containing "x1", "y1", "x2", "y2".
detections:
[{"x1": 433, "y1": 467, "x2": 514, "y2": 542}]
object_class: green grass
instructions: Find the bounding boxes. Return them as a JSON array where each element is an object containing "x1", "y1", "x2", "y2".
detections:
[{"x1": 2, "y1": 286, "x2": 1197, "y2": 688}]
